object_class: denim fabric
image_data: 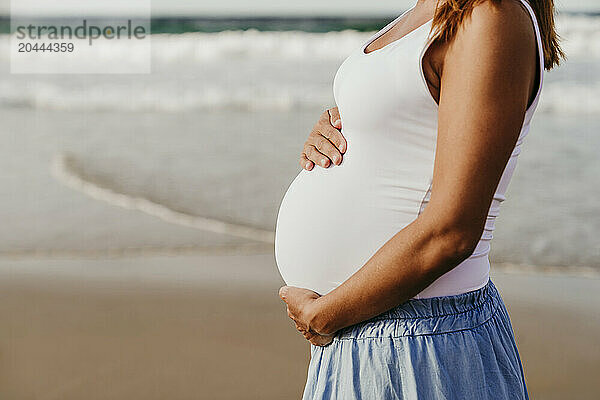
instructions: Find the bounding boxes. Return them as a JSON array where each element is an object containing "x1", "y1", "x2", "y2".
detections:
[{"x1": 302, "y1": 279, "x2": 529, "y2": 400}]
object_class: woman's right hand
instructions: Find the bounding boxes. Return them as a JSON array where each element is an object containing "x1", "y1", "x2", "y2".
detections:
[{"x1": 300, "y1": 107, "x2": 347, "y2": 171}]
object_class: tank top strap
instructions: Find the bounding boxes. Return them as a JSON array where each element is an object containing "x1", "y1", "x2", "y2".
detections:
[{"x1": 516, "y1": 0, "x2": 545, "y2": 118}]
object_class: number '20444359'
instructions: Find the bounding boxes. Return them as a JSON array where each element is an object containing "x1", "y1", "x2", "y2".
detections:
[{"x1": 18, "y1": 42, "x2": 74, "y2": 52}]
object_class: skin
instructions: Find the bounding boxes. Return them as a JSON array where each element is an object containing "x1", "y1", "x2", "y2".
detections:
[
  {"x1": 300, "y1": 108, "x2": 345, "y2": 171},
  {"x1": 281, "y1": 0, "x2": 538, "y2": 347}
]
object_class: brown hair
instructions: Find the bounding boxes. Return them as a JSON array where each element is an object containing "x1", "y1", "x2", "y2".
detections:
[{"x1": 429, "y1": 0, "x2": 565, "y2": 70}]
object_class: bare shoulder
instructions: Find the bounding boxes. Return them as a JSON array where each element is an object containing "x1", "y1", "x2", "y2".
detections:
[
  {"x1": 438, "y1": 0, "x2": 539, "y2": 115},
  {"x1": 457, "y1": 0, "x2": 536, "y2": 51},
  {"x1": 441, "y1": 0, "x2": 537, "y2": 76}
]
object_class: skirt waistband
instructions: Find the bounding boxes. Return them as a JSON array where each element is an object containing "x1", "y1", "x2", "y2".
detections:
[{"x1": 335, "y1": 278, "x2": 503, "y2": 340}]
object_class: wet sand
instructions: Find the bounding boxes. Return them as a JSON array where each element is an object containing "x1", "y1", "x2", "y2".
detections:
[{"x1": 0, "y1": 253, "x2": 598, "y2": 399}]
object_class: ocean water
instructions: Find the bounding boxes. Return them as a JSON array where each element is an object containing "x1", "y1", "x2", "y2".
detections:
[{"x1": 0, "y1": 13, "x2": 598, "y2": 268}]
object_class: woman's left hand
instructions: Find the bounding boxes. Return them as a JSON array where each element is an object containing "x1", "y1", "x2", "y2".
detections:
[{"x1": 279, "y1": 286, "x2": 335, "y2": 346}]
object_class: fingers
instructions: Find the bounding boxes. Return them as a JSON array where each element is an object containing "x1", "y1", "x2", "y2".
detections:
[
  {"x1": 295, "y1": 321, "x2": 307, "y2": 334},
  {"x1": 300, "y1": 108, "x2": 347, "y2": 171},
  {"x1": 297, "y1": 324, "x2": 333, "y2": 346},
  {"x1": 288, "y1": 310, "x2": 333, "y2": 347},
  {"x1": 302, "y1": 143, "x2": 331, "y2": 168},
  {"x1": 326, "y1": 108, "x2": 347, "y2": 153},
  {"x1": 299, "y1": 152, "x2": 314, "y2": 171},
  {"x1": 306, "y1": 135, "x2": 342, "y2": 166},
  {"x1": 328, "y1": 107, "x2": 342, "y2": 130},
  {"x1": 308, "y1": 332, "x2": 334, "y2": 347},
  {"x1": 319, "y1": 127, "x2": 346, "y2": 156},
  {"x1": 278, "y1": 286, "x2": 289, "y2": 300}
]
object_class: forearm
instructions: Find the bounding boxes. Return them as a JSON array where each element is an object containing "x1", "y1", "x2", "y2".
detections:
[{"x1": 308, "y1": 213, "x2": 477, "y2": 335}]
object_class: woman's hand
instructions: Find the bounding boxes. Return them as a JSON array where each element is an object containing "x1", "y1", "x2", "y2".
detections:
[
  {"x1": 278, "y1": 285, "x2": 335, "y2": 347},
  {"x1": 300, "y1": 107, "x2": 347, "y2": 171}
]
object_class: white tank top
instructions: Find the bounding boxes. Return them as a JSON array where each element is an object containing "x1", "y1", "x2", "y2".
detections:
[{"x1": 274, "y1": 0, "x2": 545, "y2": 298}]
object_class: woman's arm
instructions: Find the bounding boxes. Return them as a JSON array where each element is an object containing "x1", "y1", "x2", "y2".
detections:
[{"x1": 280, "y1": 1, "x2": 537, "y2": 336}]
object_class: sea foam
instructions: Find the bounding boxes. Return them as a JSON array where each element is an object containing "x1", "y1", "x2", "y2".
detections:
[{"x1": 0, "y1": 14, "x2": 596, "y2": 113}]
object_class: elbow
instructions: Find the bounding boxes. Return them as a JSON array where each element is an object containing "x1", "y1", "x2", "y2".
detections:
[
  {"x1": 447, "y1": 231, "x2": 479, "y2": 262},
  {"x1": 417, "y1": 199, "x2": 488, "y2": 275},
  {"x1": 424, "y1": 219, "x2": 482, "y2": 273}
]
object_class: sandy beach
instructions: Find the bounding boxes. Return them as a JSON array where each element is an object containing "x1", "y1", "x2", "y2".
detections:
[{"x1": 0, "y1": 252, "x2": 598, "y2": 399}]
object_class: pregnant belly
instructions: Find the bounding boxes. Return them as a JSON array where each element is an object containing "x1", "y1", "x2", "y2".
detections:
[{"x1": 274, "y1": 152, "x2": 428, "y2": 296}]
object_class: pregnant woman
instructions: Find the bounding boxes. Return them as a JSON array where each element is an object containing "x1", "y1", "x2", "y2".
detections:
[{"x1": 275, "y1": 0, "x2": 563, "y2": 398}]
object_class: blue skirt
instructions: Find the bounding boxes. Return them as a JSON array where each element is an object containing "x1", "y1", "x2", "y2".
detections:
[{"x1": 302, "y1": 279, "x2": 529, "y2": 399}]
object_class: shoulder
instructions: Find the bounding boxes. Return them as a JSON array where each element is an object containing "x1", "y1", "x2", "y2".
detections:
[
  {"x1": 456, "y1": 0, "x2": 536, "y2": 50},
  {"x1": 441, "y1": 0, "x2": 537, "y2": 71}
]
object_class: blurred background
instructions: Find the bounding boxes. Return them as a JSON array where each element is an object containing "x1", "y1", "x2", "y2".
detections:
[{"x1": 0, "y1": 0, "x2": 598, "y2": 399}]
